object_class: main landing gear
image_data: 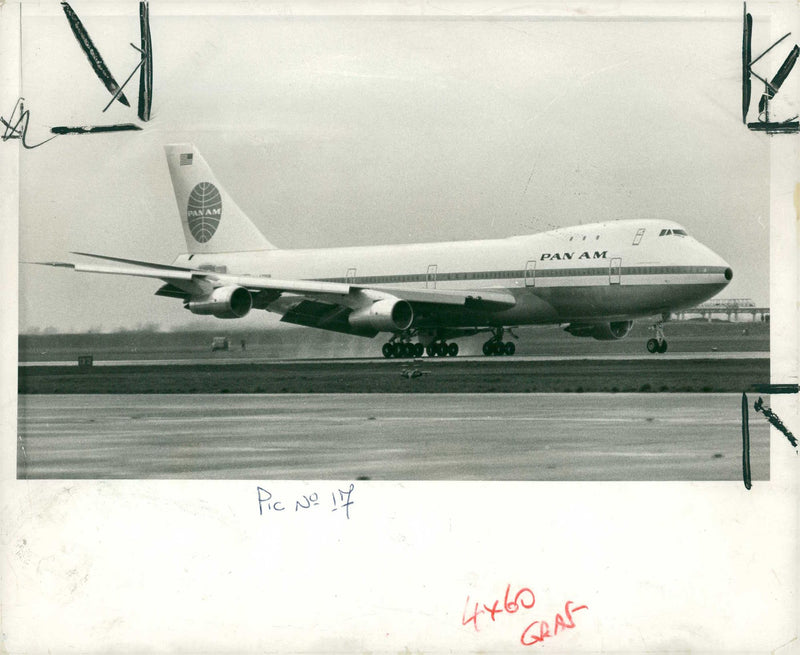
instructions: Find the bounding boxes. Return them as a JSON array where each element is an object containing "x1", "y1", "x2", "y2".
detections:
[
  {"x1": 381, "y1": 338, "x2": 459, "y2": 358},
  {"x1": 380, "y1": 327, "x2": 519, "y2": 358},
  {"x1": 382, "y1": 340, "x2": 424, "y2": 359},
  {"x1": 482, "y1": 327, "x2": 516, "y2": 356},
  {"x1": 426, "y1": 341, "x2": 459, "y2": 357},
  {"x1": 646, "y1": 320, "x2": 668, "y2": 354}
]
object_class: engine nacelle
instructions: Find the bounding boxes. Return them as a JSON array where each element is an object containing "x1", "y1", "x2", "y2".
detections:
[
  {"x1": 187, "y1": 286, "x2": 252, "y2": 319},
  {"x1": 565, "y1": 320, "x2": 633, "y2": 341},
  {"x1": 348, "y1": 298, "x2": 414, "y2": 332}
]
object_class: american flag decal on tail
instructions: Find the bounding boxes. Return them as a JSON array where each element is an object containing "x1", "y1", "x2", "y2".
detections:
[{"x1": 180, "y1": 152, "x2": 193, "y2": 166}]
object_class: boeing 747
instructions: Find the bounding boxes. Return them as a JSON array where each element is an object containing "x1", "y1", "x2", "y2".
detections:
[{"x1": 40, "y1": 144, "x2": 733, "y2": 357}]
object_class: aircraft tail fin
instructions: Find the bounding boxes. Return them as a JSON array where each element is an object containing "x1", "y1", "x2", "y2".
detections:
[{"x1": 164, "y1": 144, "x2": 277, "y2": 254}]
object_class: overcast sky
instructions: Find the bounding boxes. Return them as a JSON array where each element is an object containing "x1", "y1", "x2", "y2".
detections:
[{"x1": 15, "y1": 4, "x2": 778, "y2": 332}]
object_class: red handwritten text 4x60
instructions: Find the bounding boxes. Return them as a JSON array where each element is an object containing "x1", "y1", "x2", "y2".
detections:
[
  {"x1": 462, "y1": 584, "x2": 537, "y2": 632},
  {"x1": 462, "y1": 585, "x2": 588, "y2": 647}
]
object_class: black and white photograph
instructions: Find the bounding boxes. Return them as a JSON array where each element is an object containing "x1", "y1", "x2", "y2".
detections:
[{"x1": 2, "y1": 0, "x2": 798, "y2": 652}]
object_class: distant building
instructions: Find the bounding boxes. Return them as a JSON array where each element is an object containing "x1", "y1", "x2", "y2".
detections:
[{"x1": 672, "y1": 298, "x2": 768, "y2": 322}]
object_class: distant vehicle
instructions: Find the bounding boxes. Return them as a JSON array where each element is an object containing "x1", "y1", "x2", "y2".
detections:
[
  {"x1": 41, "y1": 144, "x2": 733, "y2": 357},
  {"x1": 211, "y1": 337, "x2": 229, "y2": 352}
]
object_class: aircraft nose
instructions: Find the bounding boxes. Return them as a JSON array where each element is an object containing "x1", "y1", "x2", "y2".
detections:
[{"x1": 702, "y1": 243, "x2": 732, "y2": 283}]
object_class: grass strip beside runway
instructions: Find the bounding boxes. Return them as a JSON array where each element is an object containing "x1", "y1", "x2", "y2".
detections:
[{"x1": 18, "y1": 358, "x2": 769, "y2": 394}]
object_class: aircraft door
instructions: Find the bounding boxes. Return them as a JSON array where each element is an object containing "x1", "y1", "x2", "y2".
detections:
[
  {"x1": 426, "y1": 264, "x2": 438, "y2": 289},
  {"x1": 346, "y1": 267, "x2": 357, "y2": 284},
  {"x1": 609, "y1": 257, "x2": 622, "y2": 284},
  {"x1": 525, "y1": 260, "x2": 536, "y2": 287}
]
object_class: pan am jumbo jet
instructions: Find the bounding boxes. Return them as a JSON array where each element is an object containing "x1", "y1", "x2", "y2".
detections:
[{"x1": 41, "y1": 144, "x2": 733, "y2": 357}]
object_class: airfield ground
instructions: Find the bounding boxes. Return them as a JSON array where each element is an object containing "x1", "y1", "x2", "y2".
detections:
[
  {"x1": 17, "y1": 357, "x2": 768, "y2": 394},
  {"x1": 18, "y1": 321, "x2": 769, "y2": 394},
  {"x1": 18, "y1": 320, "x2": 768, "y2": 364}
]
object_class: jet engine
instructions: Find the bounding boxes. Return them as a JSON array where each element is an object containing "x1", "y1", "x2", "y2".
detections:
[
  {"x1": 348, "y1": 298, "x2": 414, "y2": 332},
  {"x1": 186, "y1": 286, "x2": 252, "y2": 319},
  {"x1": 564, "y1": 320, "x2": 633, "y2": 341}
]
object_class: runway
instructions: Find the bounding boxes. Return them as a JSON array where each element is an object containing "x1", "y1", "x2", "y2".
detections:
[{"x1": 17, "y1": 393, "x2": 767, "y2": 480}]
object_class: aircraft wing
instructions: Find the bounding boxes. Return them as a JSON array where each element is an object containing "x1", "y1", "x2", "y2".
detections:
[{"x1": 34, "y1": 253, "x2": 516, "y2": 335}]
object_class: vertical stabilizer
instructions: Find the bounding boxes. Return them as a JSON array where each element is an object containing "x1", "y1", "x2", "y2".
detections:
[{"x1": 164, "y1": 144, "x2": 277, "y2": 254}]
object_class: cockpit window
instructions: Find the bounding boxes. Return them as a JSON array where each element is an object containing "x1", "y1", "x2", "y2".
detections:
[
  {"x1": 659, "y1": 228, "x2": 688, "y2": 237},
  {"x1": 673, "y1": 229, "x2": 687, "y2": 236}
]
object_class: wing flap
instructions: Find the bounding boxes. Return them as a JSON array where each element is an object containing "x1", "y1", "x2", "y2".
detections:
[
  {"x1": 280, "y1": 299, "x2": 377, "y2": 337},
  {"x1": 365, "y1": 285, "x2": 516, "y2": 310}
]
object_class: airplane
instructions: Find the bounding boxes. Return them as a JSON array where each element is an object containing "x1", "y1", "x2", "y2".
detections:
[{"x1": 38, "y1": 143, "x2": 733, "y2": 357}]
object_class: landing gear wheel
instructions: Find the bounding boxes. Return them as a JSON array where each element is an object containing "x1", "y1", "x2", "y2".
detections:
[
  {"x1": 657, "y1": 340, "x2": 668, "y2": 354},
  {"x1": 382, "y1": 343, "x2": 393, "y2": 358},
  {"x1": 414, "y1": 343, "x2": 424, "y2": 357},
  {"x1": 646, "y1": 338, "x2": 659, "y2": 354},
  {"x1": 504, "y1": 341, "x2": 516, "y2": 356},
  {"x1": 425, "y1": 344, "x2": 434, "y2": 357},
  {"x1": 447, "y1": 342, "x2": 459, "y2": 357},
  {"x1": 482, "y1": 341, "x2": 493, "y2": 356}
]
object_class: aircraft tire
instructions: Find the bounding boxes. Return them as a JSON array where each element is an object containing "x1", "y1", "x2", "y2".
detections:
[
  {"x1": 448, "y1": 342, "x2": 459, "y2": 357},
  {"x1": 658, "y1": 340, "x2": 668, "y2": 354},
  {"x1": 504, "y1": 341, "x2": 516, "y2": 356},
  {"x1": 425, "y1": 345, "x2": 434, "y2": 357},
  {"x1": 646, "y1": 338, "x2": 659, "y2": 354},
  {"x1": 482, "y1": 341, "x2": 493, "y2": 356},
  {"x1": 414, "y1": 343, "x2": 425, "y2": 357},
  {"x1": 382, "y1": 343, "x2": 393, "y2": 358}
]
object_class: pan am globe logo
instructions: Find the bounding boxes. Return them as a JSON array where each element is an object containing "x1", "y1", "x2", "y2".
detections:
[{"x1": 186, "y1": 182, "x2": 222, "y2": 243}]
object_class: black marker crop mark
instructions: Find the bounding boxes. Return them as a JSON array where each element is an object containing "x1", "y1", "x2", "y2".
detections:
[
  {"x1": 753, "y1": 397, "x2": 798, "y2": 447},
  {"x1": 742, "y1": 2, "x2": 799, "y2": 134},
  {"x1": 102, "y1": 44, "x2": 147, "y2": 113},
  {"x1": 1, "y1": 98, "x2": 57, "y2": 149},
  {"x1": 6, "y1": 3, "x2": 153, "y2": 149},
  {"x1": 741, "y1": 392, "x2": 751, "y2": 490},
  {"x1": 741, "y1": 383, "x2": 799, "y2": 490},
  {"x1": 61, "y1": 2, "x2": 130, "y2": 108},
  {"x1": 137, "y1": 1, "x2": 153, "y2": 122},
  {"x1": 50, "y1": 124, "x2": 142, "y2": 135}
]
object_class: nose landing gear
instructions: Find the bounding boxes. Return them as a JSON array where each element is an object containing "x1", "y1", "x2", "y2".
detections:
[{"x1": 646, "y1": 320, "x2": 668, "y2": 354}]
